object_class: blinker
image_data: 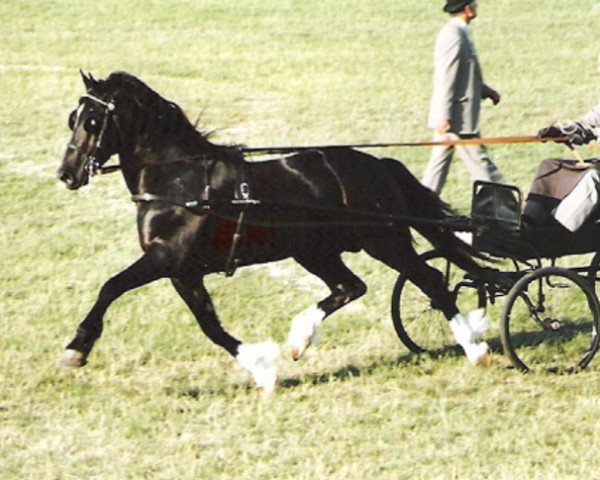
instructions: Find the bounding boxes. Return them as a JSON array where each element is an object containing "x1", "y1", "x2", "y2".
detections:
[{"x1": 68, "y1": 110, "x2": 77, "y2": 131}]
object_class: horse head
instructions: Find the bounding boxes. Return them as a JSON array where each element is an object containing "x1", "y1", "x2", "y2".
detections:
[
  {"x1": 58, "y1": 70, "x2": 211, "y2": 190},
  {"x1": 57, "y1": 71, "x2": 123, "y2": 190}
]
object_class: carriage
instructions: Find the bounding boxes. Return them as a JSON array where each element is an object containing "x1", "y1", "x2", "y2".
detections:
[
  {"x1": 391, "y1": 163, "x2": 600, "y2": 373},
  {"x1": 58, "y1": 71, "x2": 600, "y2": 394}
]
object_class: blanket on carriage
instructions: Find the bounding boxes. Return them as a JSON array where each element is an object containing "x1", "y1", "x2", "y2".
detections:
[{"x1": 523, "y1": 158, "x2": 600, "y2": 226}]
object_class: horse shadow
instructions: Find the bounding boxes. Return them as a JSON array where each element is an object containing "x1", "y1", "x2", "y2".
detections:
[
  {"x1": 176, "y1": 349, "x2": 457, "y2": 398},
  {"x1": 275, "y1": 345, "x2": 468, "y2": 390},
  {"x1": 278, "y1": 321, "x2": 596, "y2": 388},
  {"x1": 176, "y1": 324, "x2": 596, "y2": 397}
]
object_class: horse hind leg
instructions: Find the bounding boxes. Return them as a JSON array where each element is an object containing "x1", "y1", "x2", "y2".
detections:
[
  {"x1": 363, "y1": 230, "x2": 490, "y2": 364},
  {"x1": 289, "y1": 253, "x2": 367, "y2": 360}
]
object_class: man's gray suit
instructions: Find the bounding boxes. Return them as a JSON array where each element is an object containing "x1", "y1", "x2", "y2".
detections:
[{"x1": 422, "y1": 17, "x2": 503, "y2": 194}]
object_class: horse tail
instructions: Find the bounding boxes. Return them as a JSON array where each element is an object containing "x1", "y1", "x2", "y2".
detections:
[{"x1": 382, "y1": 158, "x2": 487, "y2": 273}]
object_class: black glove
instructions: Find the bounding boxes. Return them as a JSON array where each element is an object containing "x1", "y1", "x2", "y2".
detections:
[
  {"x1": 537, "y1": 122, "x2": 595, "y2": 145},
  {"x1": 568, "y1": 124, "x2": 596, "y2": 145},
  {"x1": 537, "y1": 124, "x2": 567, "y2": 142}
]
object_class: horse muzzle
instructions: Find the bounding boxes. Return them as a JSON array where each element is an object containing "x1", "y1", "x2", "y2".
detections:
[{"x1": 57, "y1": 167, "x2": 88, "y2": 190}]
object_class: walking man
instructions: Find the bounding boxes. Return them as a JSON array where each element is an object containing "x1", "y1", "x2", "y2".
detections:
[{"x1": 422, "y1": 0, "x2": 504, "y2": 194}]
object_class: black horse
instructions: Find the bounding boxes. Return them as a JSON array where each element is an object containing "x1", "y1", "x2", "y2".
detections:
[{"x1": 57, "y1": 71, "x2": 490, "y2": 394}]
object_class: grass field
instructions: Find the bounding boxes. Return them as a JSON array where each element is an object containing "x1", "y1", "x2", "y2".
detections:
[{"x1": 2, "y1": 1, "x2": 600, "y2": 478}]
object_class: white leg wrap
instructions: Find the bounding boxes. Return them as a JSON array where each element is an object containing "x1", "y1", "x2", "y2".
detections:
[
  {"x1": 236, "y1": 341, "x2": 279, "y2": 396},
  {"x1": 287, "y1": 306, "x2": 326, "y2": 360},
  {"x1": 462, "y1": 341, "x2": 491, "y2": 364},
  {"x1": 465, "y1": 308, "x2": 488, "y2": 339},
  {"x1": 450, "y1": 309, "x2": 490, "y2": 364}
]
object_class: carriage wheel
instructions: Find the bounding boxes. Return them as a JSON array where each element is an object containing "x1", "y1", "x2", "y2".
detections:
[
  {"x1": 391, "y1": 250, "x2": 487, "y2": 354},
  {"x1": 500, "y1": 266, "x2": 600, "y2": 373},
  {"x1": 587, "y1": 251, "x2": 600, "y2": 287}
]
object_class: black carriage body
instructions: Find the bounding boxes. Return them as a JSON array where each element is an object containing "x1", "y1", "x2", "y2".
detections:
[{"x1": 471, "y1": 158, "x2": 600, "y2": 261}]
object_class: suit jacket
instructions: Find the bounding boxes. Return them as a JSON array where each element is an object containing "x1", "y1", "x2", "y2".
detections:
[
  {"x1": 577, "y1": 102, "x2": 600, "y2": 138},
  {"x1": 427, "y1": 18, "x2": 493, "y2": 135}
]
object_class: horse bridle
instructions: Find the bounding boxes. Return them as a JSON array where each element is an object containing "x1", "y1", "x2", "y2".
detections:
[
  {"x1": 68, "y1": 93, "x2": 117, "y2": 177},
  {"x1": 70, "y1": 95, "x2": 234, "y2": 202},
  {"x1": 69, "y1": 96, "x2": 218, "y2": 177}
]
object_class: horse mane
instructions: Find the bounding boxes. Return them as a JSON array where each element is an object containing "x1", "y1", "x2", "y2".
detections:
[{"x1": 98, "y1": 71, "x2": 243, "y2": 162}]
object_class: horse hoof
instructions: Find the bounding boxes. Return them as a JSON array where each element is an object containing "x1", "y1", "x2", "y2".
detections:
[
  {"x1": 236, "y1": 341, "x2": 279, "y2": 395},
  {"x1": 290, "y1": 339, "x2": 311, "y2": 361},
  {"x1": 59, "y1": 349, "x2": 87, "y2": 368},
  {"x1": 287, "y1": 306, "x2": 325, "y2": 360},
  {"x1": 259, "y1": 377, "x2": 278, "y2": 400},
  {"x1": 475, "y1": 349, "x2": 493, "y2": 367},
  {"x1": 464, "y1": 342, "x2": 491, "y2": 365}
]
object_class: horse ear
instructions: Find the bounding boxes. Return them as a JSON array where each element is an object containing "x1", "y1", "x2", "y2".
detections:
[{"x1": 80, "y1": 69, "x2": 96, "y2": 91}]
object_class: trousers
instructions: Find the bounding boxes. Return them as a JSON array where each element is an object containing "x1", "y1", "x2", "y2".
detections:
[
  {"x1": 553, "y1": 169, "x2": 600, "y2": 232},
  {"x1": 421, "y1": 132, "x2": 504, "y2": 194}
]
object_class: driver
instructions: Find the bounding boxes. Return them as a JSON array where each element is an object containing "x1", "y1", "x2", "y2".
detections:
[{"x1": 536, "y1": 102, "x2": 600, "y2": 231}]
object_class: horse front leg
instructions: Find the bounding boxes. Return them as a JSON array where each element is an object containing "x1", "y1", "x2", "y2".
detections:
[
  {"x1": 171, "y1": 278, "x2": 279, "y2": 396},
  {"x1": 288, "y1": 253, "x2": 367, "y2": 360},
  {"x1": 60, "y1": 251, "x2": 171, "y2": 368}
]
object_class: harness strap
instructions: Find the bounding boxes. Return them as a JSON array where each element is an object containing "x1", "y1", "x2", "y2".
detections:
[
  {"x1": 132, "y1": 192, "x2": 249, "y2": 277},
  {"x1": 225, "y1": 209, "x2": 247, "y2": 277},
  {"x1": 131, "y1": 192, "x2": 210, "y2": 210},
  {"x1": 131, "y1": 193, "x2": 475, "y2": 229},
  {"x1": 82, "y1": 93, "x2": 115, "y2": 111},
  {"x1": 132, "y1": 192, "x2": 261, "y2": 208}
]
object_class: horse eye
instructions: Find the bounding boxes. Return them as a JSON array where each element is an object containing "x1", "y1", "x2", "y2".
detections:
[
  {"x1": 68, "y1": 110, "x2": 77, "y2": 131},
  {"x1": 84, "y1": 116, "x2": 101, "y2": 134}
]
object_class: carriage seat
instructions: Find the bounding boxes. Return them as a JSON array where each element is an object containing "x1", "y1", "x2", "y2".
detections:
[{"x1": 470, "y1": 180, "x2": 522, "y2": 254}]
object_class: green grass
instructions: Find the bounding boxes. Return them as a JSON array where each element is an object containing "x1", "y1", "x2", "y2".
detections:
[{"x1": 2, "y1": 0, "x2": 600, "y2": 478}]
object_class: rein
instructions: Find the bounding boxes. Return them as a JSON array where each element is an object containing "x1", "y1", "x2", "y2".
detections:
[
  {"x1": 95, "y1": 153, "x2": 211, "y2": 175},
  {"x1": 92, "y1": 134, "x2": 572, "y2": 175},
  {"x1": 241, "y1": 135, "x2": 572, "y2": 155}
]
